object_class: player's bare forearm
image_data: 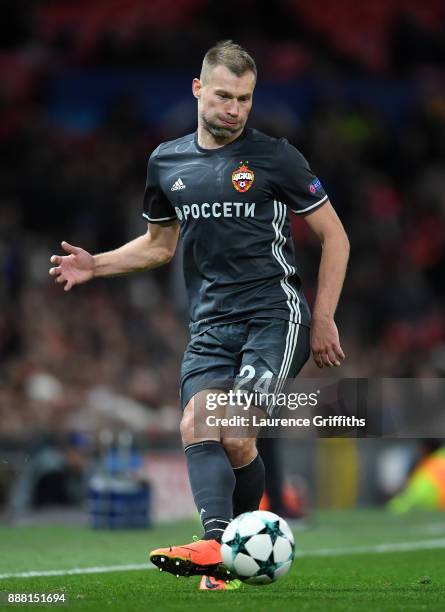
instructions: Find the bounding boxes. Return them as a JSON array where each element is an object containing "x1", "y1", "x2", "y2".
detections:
[
  {"x1": 93, "y1": 223, "x2": 179, "y2": 278},
  {"x1": 312, "y1": 231, "x2": 349, "y2": 321},
  {"x1": 303, "y1": 201, "x2": 349, "y2": 367},
  {"x1": 49, "y1": 221, "x2": 179, "y2": 291}
]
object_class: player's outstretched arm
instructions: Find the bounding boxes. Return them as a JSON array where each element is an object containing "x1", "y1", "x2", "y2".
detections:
[
  {"x1": 49, "y1": 221, "x2": 179, "y2": 292},
  {"x1": 302, "y1": 201, "x2": 349, "y2": 368}
]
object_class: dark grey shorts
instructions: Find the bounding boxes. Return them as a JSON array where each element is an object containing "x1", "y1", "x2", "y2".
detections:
[{"x1": 180, "y1": 318, "x2": 310, "y2": 414}]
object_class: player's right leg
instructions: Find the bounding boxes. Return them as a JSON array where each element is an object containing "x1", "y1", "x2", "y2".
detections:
[
  {"x1": 150, "y1": 324, "x2": 244, "y2": 581},
  {"x1": 149, "y1": 391, "x2": 236, "y2": 580}
]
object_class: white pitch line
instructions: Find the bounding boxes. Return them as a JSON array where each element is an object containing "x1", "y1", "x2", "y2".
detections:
[
  {"x1": 1, "y1": 538, "x2": 445, "y2": 580},
  {"x1": 0, "y1": 564, "x2": 151, "y2": 580},
  {"x1": 296, "y1": 537, "x2": 445, "y2": 557}
]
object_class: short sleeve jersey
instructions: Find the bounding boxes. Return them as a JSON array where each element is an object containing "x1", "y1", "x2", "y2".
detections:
[{"x1": 143, "y1": 128, "x2": 328, "y2": 334}]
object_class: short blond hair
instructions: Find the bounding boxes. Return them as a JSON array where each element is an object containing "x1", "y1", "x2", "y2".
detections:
[{"x1": 201, "y1": 40, "x2": 257, "y2": 83}]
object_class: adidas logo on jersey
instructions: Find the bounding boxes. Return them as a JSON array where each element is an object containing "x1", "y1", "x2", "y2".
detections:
[{"x1": 171, "y1": 178, "x2": 186, "y2": 191}]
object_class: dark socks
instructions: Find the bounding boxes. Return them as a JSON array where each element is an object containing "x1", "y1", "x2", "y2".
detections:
[
  {"x1": 232, "y1": 453, "x2": 265, "y2": 517},
  {"x1": 184, "y1": 441, "x2": 235, "y2": 542},
  {"x1": 257, "y1": 437, "x2": 284, "y2": 514}
]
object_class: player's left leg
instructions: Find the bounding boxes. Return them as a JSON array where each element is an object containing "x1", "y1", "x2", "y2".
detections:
[
  {"x1": 198, "y1": 318, "x2": 310, "y2": 590},
  {"x1": 224, "y1": 318, "x2": 311, "y2": 519},
  {"x1": 222, "y1": 435, "x2": 265, "y2": 517}
]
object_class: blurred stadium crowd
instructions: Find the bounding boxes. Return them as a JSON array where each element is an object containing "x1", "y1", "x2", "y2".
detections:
[{"x1": 1, "y1": 0, "x2": 445, "y2": 445}]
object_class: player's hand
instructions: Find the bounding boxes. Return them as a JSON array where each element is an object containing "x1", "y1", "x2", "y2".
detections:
[
  {"x1": 49, "y1": 241, "x2": 94, "y2": 291},
  {"x1": 310, "y1": 315, "x2": 345, "y2": 368}
]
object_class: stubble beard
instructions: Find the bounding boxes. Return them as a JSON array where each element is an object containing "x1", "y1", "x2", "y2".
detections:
[{"x1": 201, "y1": 111, "x2": 241, "y2": 141}]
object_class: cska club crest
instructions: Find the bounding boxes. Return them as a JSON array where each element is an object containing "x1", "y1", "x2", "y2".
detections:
[{"x1": 232, "y1": 162, "x2": 254, "y2": 193}]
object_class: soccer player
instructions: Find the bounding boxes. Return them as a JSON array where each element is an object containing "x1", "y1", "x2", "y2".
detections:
[{"x1": 49, "y1": 40, "x2": 349, "y2": 590}]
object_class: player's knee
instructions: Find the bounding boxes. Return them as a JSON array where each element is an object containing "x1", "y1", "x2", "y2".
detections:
[
  {"x1": 181, "y1": 394, "x2": 223, "y2": 446},
  {"x1": 180, "y1": 405, "x2": 195, "y2": 445},
  {"x1": 222, "y1": 437, "x2": 256, "y2": 467}
]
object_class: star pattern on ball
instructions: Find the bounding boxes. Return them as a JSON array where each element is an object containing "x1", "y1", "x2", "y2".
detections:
[
  {"x1": 254, "y1": 555, "x2": 279, "y2": 580},
  {"x1": 228, "y1": 531, "x2": 251, "y2": 558},
  {"x1": 263, "y1": 519, "x2": 286, "y2": 545}
]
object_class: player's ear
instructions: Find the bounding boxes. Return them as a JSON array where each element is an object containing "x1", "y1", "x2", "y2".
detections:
[{"x1": 192, "y1": 78, "x2": 201, "y2": 99}]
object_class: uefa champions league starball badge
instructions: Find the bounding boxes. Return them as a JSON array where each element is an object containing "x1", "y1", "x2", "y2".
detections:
[{"x1": 232, "y1": 162, "x2": 255, "y2": 193}]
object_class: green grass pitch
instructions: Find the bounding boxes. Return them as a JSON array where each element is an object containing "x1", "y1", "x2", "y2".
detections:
[{"x1": 1, "y1": 510, "x2": 445, "y2": 611}]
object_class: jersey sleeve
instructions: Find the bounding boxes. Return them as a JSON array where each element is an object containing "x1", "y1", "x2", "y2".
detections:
[
  {"x1": 273, "y1": 139, "x2": 328, "y2": 215},
  {"x1": 142, "y1": 148, "x2": 177, "y2": 224}
]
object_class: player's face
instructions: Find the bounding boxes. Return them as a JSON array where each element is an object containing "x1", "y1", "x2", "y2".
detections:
[{"x1": 193, "y1": 65, "x2": 256, "y2": 141}]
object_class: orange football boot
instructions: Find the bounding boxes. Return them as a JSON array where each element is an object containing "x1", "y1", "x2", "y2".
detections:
[
  {"x1": 199, "y1": 575, "x2": 242, "y2": 590},
  {"x1": 149, "y1": 539, "x2": 232, "y2": 581}
]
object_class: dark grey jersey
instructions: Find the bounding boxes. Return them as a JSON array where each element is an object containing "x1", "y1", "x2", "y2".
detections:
[{"x1": 143, "y1": 128, "x2": 328, "y2": 334}]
